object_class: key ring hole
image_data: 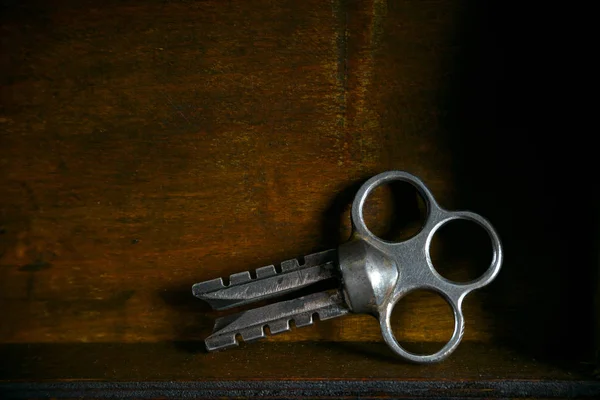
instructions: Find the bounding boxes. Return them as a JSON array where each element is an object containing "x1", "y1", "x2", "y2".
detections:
[
  {"x1": 362, "y1": 180, "x2": 427, "y2": 243},
  {"x1": 389, "y1": 289, "x2": 454, "y2": 355},
  {"x1": 429, "y1": 218, "x2": 494, "y2": 283}
]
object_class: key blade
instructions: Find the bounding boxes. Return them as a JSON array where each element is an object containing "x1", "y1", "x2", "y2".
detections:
[
  {"x1": 192, "y1": 249, "x2": 338, "y2": 310},
  {"x1": 204, "y1": 290, "x2": 349, "y2": 351}
]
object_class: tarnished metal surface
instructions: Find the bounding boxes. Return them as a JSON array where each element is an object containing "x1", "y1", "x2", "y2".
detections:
[
  {"x1": 193, "y1": 171, "x2": 503, "y2": 363},
  {"x1": 204, "y1": 291, "x2": 349, "y2": 351},
  {"x1": 193, "y1": 250, "x2": 337, "y2": 310},
  {"x1": 340, "y1": 171, "x2": 503, "y2": 363}
]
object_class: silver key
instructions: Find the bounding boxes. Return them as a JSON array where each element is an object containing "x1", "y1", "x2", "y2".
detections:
[{"x1": 192, "y1": 171, "x2": 503, "y2": 363}]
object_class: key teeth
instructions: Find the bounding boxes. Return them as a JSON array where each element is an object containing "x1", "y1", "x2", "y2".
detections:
[
  {"x1": 281, "y1": 259, "x2": 300, "y2": 272},
  {"x1": 206, "y1": 326, "x2": 267, "y2": 352},
  {"x1": 294, "y1": 313, "x2": 314, "y2": 328},
  {"x1": 192, "y1": 278, "x2": 224, "y2": 296},
  {"x1": 256, "y1": 265, "x2": 277, "y2": 278},
  {"x1": 267, "y1": 319, "x2": 291, "y2": 335},
  {"x1": 205, "y1": 333, "x2": 238, "y2": 352},
  {"x1": 259, "y1": 314, "x2": 315, "y2": 338},
  {"x1": 194, "y1": 258, "x2": 295, "y2": 296},
  {"x1": 240, "y1": 326, "x2": 265, "y2": 342},
  {"x1": 229, "y1": 271, "x2": 252, "y2": 285}
]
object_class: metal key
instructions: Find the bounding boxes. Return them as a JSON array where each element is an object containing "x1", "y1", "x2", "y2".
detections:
[{"x1": 192, "y1": 171, "x2": 503, "y2": 363}]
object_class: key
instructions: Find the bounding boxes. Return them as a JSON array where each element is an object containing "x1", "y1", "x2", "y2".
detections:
[{"x1": 192, "y1": 171, "x2": 503, "y2": 363}]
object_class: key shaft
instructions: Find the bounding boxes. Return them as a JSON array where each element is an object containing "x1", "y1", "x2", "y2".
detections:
[
  {"x1": 192, "y1": 249, "x2": 338, "y2": 310},
  {"x1": 205, "y1": 290, "x2": 349, "y2": 351}
]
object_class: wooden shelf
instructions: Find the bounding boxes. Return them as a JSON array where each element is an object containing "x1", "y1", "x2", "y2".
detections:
[
  {"x1": 2, "y1": 341, "x2": 599, "y2": 398},
  {"x1": 0, "y1": 341, "x2": 593, "y2": 381}
]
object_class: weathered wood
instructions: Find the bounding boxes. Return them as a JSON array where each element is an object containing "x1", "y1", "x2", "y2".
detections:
[
  {"x1": 1, "y1": 0, "x2": 598, "y2": 379},
  {"x1": 0, "y1": 341, "x2": 592, "y2": 381},
  {"x1": 0, "y1": 0, "x2": 491, "y2": 346}
]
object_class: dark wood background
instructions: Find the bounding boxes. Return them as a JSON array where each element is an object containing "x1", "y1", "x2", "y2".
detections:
[{"x1": 1, "y1": 0, "x2": 598, "y2": 384}]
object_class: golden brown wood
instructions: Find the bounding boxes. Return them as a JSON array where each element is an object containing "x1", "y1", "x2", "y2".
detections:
[
  {"x1": 0, "y1": 0, "x2": 489, "y2": 346},
  {"x1": 1, "y1": 1, "x2": 598, "y2": 378},
  {"x1": 0, "y1": 342, "x2": 591, "y2": 381}
]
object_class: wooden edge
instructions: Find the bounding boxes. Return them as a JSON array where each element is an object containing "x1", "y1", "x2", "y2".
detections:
[
  {"x1": 597, "y1": 200, "x2": 600, "y2": 373},
  {"x1": 2, "y1": 379, "x2": 600, "y2": 399}
]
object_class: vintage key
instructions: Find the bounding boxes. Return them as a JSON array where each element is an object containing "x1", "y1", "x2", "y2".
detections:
[{"x1": 192, "y1": 171, "x2": 503, "y2": 363}]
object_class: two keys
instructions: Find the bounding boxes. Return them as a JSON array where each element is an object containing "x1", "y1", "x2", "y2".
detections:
[{"x1": 192, "y1": 171, "x2": 503, "y2": 363}]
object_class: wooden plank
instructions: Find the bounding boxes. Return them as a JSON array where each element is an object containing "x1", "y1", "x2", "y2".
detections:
[
  {"x1": 4, "y1": 379, "x2": 600, "y2": 400},
  {"x1": 0, "y1": 342, "x2": 593, "y2": 381},
  {"x1": 0, "y1": 0, "x2": 502, "y2": 346}
]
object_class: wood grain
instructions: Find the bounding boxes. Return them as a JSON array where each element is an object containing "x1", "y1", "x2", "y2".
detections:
[
  {"x1": 1, "y1": 0, "x2": 597, "y2": 370},
  {"x1": 0, "y1": 341, "x2": 591, "y2": 381},
  {"x1": 0, "y1": 0, "x2": 479, "y2": 345}
]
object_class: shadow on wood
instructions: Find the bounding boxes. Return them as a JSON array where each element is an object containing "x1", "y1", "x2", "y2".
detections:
[{"x1": 437, "y1": 0, "x2": 597, "y2": 364}]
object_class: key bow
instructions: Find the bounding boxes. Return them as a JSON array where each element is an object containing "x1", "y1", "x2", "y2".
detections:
[{"x1": 338, "y1": 171, "x2": 503, "y2": 363}]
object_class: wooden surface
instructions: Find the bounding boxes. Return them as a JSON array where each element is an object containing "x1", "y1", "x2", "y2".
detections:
[
  {"x1": 4, "y1": 344, "x2": 600, "y2": 399},
  {"x1": 3, "y1": 342, "x2": 600, "y2": 398},
  {"x1": 0, "y1": 341, "x2": 591, "y2": 381},
  {"x1": 1, "y1": 0, "x2": 599, "y2": 382},
  {"x1": 0, "y1": 0, "x2": 479, "y2": 345}
]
